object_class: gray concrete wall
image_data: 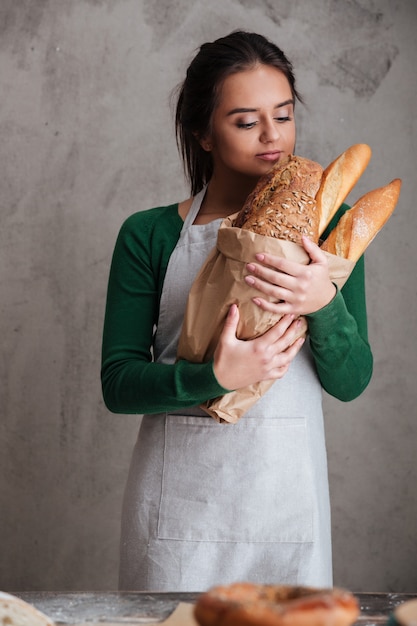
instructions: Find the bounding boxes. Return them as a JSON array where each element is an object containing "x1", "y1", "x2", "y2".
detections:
[{"x1": 0, "y1": 0, "x2": 416, "y2": 592}]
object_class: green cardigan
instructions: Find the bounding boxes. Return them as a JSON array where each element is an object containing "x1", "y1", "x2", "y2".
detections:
[{"x1": 101, "y1": 203, "x2": 373, "y2": 414}]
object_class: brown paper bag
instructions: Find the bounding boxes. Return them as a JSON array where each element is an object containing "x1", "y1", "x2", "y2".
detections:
[{"x1": 177, "y1": 215, "x2": 355, "y2": 424}]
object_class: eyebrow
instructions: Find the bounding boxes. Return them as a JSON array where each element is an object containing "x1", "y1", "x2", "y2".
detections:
[{"x1": 226, "y1": 99, "x2": 294, "y2": 116}]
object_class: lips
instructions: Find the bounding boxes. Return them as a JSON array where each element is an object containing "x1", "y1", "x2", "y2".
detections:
[{"x1": 256, "y1": 150, "x2": 283, "y2": 162}]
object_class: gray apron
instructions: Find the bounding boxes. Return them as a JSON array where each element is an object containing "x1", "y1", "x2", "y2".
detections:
[{"x1": 119, "y1": 189, "x2": 332, "y2": 591}]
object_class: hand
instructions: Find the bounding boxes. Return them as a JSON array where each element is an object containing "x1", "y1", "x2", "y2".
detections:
[
  {"x1": 213, "y1": 304, "x2": 306, "y2": 391},
  {"x1": 244, "y1": 236, "x2": 337, "y2": 316}
]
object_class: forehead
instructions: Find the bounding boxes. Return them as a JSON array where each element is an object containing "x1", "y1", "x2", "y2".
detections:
[{"x1": 216, "y1": 65, "x2": 293, "y2": 109}]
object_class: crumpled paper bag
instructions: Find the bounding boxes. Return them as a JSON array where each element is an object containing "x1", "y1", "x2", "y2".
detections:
[{"x1": 177, "y1": 214, "x2": 355, "y2": 424}]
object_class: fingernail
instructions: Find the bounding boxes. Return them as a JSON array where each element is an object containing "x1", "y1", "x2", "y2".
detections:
[
  {"x1": 246, "y1": 263, "x2": 256, "y2": 272},
  {"x1": 245, "y1": 275, "x2": 255, "y2": 285}
]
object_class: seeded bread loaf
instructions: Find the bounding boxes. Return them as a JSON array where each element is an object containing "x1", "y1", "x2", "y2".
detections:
[{"x1": 233, "y1": 155, "x2": 323, "y2": 244}]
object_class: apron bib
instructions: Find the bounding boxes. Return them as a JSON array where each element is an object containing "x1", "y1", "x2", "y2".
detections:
[{"x1": 119, "y1": 189, "x2": 333, "y2": 591}]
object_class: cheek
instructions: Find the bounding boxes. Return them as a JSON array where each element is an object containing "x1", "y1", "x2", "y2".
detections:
[
  {"x1": 284, "y1": 123, "x2": 296, "y2": 146},
  {"x1": 213, "y1": 132, "x2": 248, "y2": 161},
  {"x1": 282, "y1": 132, "x2": 296, "y2": 156}
]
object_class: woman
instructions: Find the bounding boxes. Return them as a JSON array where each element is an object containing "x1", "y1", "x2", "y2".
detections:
[{"x1": 101, "y1": 31, "x2": 373, "y2": 591}]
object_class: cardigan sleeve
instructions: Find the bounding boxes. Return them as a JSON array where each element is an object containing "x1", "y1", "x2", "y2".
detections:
[
  {"x1": 305, "y1": 204, "x2": 373, "y2": 401},
  {"x1": 101, "y1": 207, "x2": 228, "y2": 415}
]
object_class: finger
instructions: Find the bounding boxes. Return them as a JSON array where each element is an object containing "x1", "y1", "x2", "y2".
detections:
[
  {"x1": 301, "y1": 235, "x2": 327, "y2": 264},
  {"x1": 279, "y1": 318, "x2": 307, "y2": 347},
  {"x1": 269, "y1": 336, "x2": 305, "y2": 377},
  {"x1": 246, "y1": 275, "x2": 291, "y2": 303},
  {"x1": 263, "y1": 314, "x2": 295, "y2": 341},
  {"x1": 278, "y1": 334, "x2": 306, "y2": 363},
  {"x1": 252, "y1": 254, "x2": 301, "y2": 278},
  {"x1": 245, "y1": 268, "x2": 295, "y2": 294},
  {"x1": 252, "y1": 297, "x2": 294, "y2": 316},
  {"x1": 263, "y1": 315, "x2": 305, "y2": 352},
  {"x1": 268, "y1": 364, "x2": 290, "y2": 379},
  {"x1": 295, "y1": 316, "x2": 308, "y2": 337},
  {"x1": 220, "y1": 303, "x2": 239, "y2": 341},
  {"x1": 286, "y1": 334, "x2": 305, "y2": 358}
]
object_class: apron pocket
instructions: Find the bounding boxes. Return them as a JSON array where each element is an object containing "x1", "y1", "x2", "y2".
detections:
[{"x1": 157, "y1": 415, "x2": 314, "y2": 543}]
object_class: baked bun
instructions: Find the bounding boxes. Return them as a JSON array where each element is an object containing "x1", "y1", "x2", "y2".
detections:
[
  {"x1": 316, "y1": 143, "x2": 372, "y2": 235},
  {"x1": 194, "y1": 582, "x2": 360, "y2": 626},
  {"x1": 321, "y1": 178, "x2": 402, "y2": 261},
  {"x1": 0, "y1": 592, "x2": 55, "y2": 626},
  {"x1": 233, "y1": 155, "x2": 323, "y2": 244}
]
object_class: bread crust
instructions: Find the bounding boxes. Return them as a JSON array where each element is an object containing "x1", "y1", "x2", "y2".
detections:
[
  {"x1": 0, "y1": 591, "x2": 55, "y2": 626},
  {"x1": 321, "y1": 178, "x2": 402, "y2": 261},
  {"x1": 233, "y1": 155, "x2": 323, "y2": 244},
  {"x1": 194, "y1": 583, "x2": 360, "y2": 626},
  {"x1": 316, "y1": 143, "x2": 372, "y2": 236}
]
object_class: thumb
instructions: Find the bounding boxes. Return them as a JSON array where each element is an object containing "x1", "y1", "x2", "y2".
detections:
[
  {"x1": 302, "y1": 235, "x2": 326, "y2": 264},
  {"x1": 220, "y1": 303, "x2": 240, "y2": 341}
]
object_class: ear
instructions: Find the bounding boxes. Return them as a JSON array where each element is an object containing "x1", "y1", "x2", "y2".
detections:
[{"x1": 193, "y1": 131, "x2": 213, "y2": 152}]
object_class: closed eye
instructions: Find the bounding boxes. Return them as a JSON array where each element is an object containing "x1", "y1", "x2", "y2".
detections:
[{"x1": 236, "y1": 121, "x2": 257, "y2": 129}]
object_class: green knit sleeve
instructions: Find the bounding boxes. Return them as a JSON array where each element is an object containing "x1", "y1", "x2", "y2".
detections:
[
  {"x1": 305, "y1": 204, "x2": 373, "y2": 401},
  {"x1": 101, "y1": 207, "x2": 228, "y2": 415}
]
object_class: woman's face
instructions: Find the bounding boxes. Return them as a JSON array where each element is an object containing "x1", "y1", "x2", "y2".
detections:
[{"x1": 205, "y1": 64, "x2": 296, "y2": 181}]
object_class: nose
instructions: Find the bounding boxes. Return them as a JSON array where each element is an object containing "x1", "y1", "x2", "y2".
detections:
[{"x1": 260, "y1": 118, "x2": 280, "y2": 143}]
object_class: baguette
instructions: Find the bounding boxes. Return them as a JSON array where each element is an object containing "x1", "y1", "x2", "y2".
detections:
[
  {"x1": 233, "y1": 154, "x2": 323, "y2": 244},
  {"x1": 321, "y1": 178, "x2": 402, "y2": 261},
  {"x1": 316, "y1": 143, "x2": 372, "y2": 235}
]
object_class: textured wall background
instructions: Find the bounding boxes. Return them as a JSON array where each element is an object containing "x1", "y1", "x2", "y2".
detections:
[{"x1": 0, "y1": 0, "x2": 416, "y2": 592}]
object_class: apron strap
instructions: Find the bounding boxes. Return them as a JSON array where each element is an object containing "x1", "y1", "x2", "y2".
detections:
[{"x1": 182, "y1": 186, "x2": 207, "y2": 231}]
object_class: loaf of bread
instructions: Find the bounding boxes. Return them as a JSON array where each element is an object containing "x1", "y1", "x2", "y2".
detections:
[
  {"x1": 0, "y1": 592, "x2": 55, "y2": 626},
  {"x1": 321, "y1": 178, "x2": 402, "y2": 261},
  {"x1": 316, "y1": 143, "x2": 372, "y2": 235},
  {"x1": 233, "y1": 154, "x2": 323, "y2": 244},
  {"x1": 194, "y1": 582, "x2": 360, "y2": 626},
  {"x1": 232, "y1": 144, "x2": 400, "y2": 263}
]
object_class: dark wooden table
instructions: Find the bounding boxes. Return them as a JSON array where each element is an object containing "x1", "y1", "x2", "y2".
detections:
[{"x1": 15, "y1": 591, "x2": 417, "y2": 625}]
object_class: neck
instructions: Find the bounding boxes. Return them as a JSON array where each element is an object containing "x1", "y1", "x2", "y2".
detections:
[{"x1": 201, "y1": 171, "x2": 259, "y2": 218}]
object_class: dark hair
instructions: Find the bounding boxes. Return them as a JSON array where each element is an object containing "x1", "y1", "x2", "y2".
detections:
[{"x1": 175, "y1": 30, "x2": 303, "y2": 195}]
